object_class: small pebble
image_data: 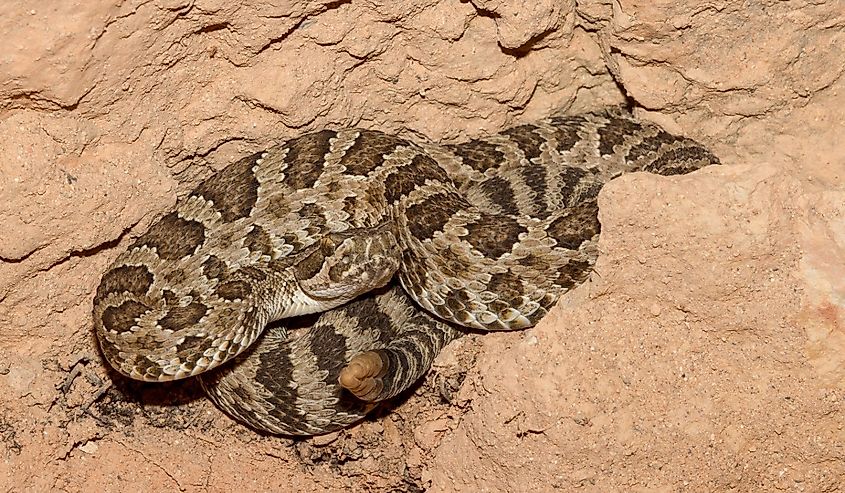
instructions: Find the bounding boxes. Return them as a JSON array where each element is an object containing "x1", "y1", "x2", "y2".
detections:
[{"x1": 79, "y1": 441, "x2": 98, "y2": 454}]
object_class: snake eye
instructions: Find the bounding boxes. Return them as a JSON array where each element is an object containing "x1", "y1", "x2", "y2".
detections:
[{"x1": 320, "y1": 236, "x2": 337, "y2": 256}]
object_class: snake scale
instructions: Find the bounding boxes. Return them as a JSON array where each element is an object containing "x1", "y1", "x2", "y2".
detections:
[{"x1": 92, "y1": 107, "x2": 719, "y2": 435}]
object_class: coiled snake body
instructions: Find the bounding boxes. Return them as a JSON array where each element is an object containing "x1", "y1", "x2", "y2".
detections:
[{"x1": 93, "y1": 108, "x2": 719, "y2": 435}]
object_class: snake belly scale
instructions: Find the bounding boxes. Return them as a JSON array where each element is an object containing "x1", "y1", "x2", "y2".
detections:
[{"x1": 92, "y1": 107, "x2": 719, "y2": 435}]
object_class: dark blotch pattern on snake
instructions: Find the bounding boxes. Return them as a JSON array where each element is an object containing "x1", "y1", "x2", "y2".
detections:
[{"x1": 92, "y1": 107, "x2": 719, "y2": 435}]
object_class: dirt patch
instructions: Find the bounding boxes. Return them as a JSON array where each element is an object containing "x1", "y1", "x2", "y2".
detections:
[{"x1": 1, "y1": 0, "x2": 843, "y2": 491}]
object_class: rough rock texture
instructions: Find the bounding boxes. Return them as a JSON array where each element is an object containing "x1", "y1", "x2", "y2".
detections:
[{"x1": 1, "y1": 0, "x2": 843, "y2": 491}]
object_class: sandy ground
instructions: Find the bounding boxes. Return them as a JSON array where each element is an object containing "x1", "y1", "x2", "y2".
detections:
[{"x1": 1, "y1": 0, "x2": 844, "y2": 491}]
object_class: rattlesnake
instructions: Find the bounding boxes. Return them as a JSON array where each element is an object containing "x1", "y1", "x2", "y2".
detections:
[{"x1": 92, "y1": 107, "x2": 719, "y2": 435}]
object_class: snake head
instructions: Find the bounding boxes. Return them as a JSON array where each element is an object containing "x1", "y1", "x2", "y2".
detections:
[{"x1": 293, "y1": 226, "x2": 402, "y2": 310}]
